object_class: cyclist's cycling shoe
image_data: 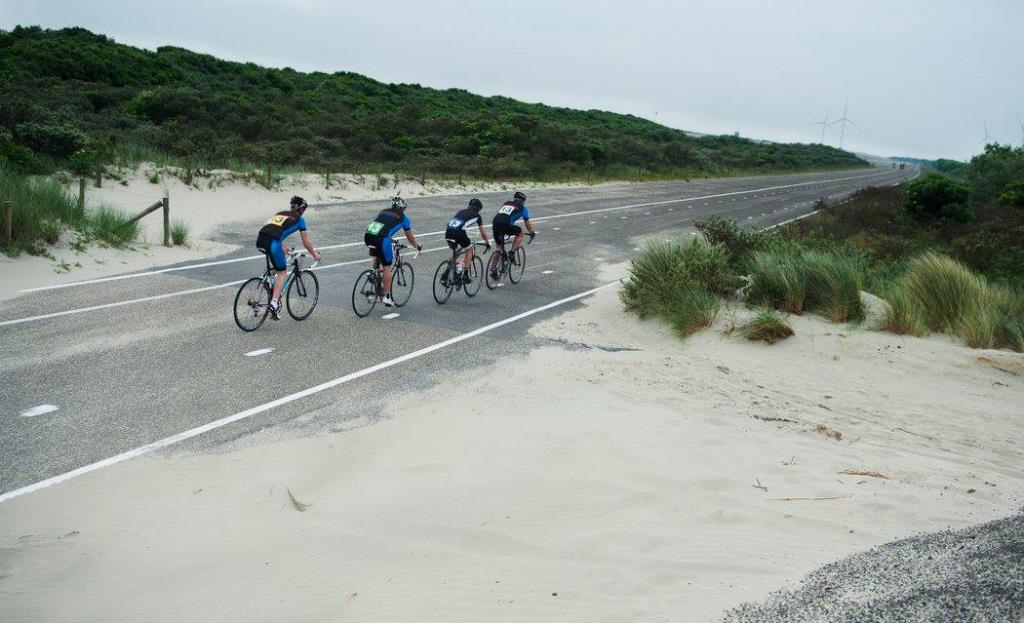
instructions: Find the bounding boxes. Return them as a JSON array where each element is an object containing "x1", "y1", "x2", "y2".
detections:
[
  {"x1": 440, "y1": 274, "x2": 450, "y2": 288},
  {"x1": 269, "y1": 299, "x2": 281, "y2": 320},
  {"x1": 383, "y1": 294, "x2": 396, "y2": 307},
  {"x1": 509, "y1": 255, "x2": 519, "y2": 265},
  {"x1": 490, "y1": 269, "x2": 499, "y2": 280},
  {"x1": 463, "y1": 274, "x2": 473, "y2": 284}
]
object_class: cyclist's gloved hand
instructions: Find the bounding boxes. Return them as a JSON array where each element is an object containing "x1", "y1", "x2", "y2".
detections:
[
  {"x1": 485, "y1": 243, "x2": 492, "y2": 251},
  {"x1": 416, "y1": 243, "x2": 423, "y2": 251},
  {"x1": 529, "y1": 231, "x2": 536, "y2": 240}
]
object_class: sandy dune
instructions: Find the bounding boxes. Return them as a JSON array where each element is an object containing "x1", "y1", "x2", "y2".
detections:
[{"x1": 1, "y1": 281, "x2": 1021, "y2": 621}]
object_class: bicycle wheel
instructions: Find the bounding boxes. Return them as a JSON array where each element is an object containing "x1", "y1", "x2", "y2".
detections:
[
  {"x1": 485, "y1": 250, "x2": 503, "y2": 290},
  {"x1": 464, "y1": 255, "x2": 483, "y2": 297},
  {"x1": 352, "y1": 269, "x2": 378, "y2": 318},
  {"x1": 392, "y1": 262, "x2": 415, "y2": 307},
  {"x1": 509, "y1": 246, "x2": 526, "y2": 283},
  {"x1": 287, "y1": 269, "x2": 320, "y2": 320},
  {"x1": 234, "y1": 277, "x2": 270, "y2": 332},
  {"x1": 433, "y1": 261, "x2": 454, "y2": 304}
]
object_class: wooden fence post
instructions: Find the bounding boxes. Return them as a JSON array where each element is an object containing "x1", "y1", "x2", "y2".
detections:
[
  {"x1": 2, "y1": 201, "x2": 12, "y2": 245},
  {"x1": 95, "y1": 164, "x2": 102, "y2": 188},
  {"x1": 78, "y1": 178, "x2": 86, "y2": 211},
  {"x1": 162, "y1": 196, "x2": 170, "y2": 247}
]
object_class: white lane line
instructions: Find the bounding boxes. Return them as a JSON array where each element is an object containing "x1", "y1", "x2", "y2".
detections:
[
  {"x1": 244, "y1": 348, "x2": 273, "y2": 357},
  {"x1": 553, "y1": 227, "x2": 561, "y2": 231},
  {"x1": 594, "y1": 257, "x2": 605, "y2": 261},
  {"x1": 382, "y1": 313, "x2": 400, "y2": 319},
  {"x1": 620, "y1": 216, "x2": 628, "y2": 219},
  {"x1": 632, "y1": 247, "x2": 641, "y2": 251},
  {"x1": 542, "y1": 270, "x2": 554, "y2": 275},
  {"x1": 589, "y1": 221, "x2": 596, "y2": 224},
  {"x1": 0, "y1": 281, "x2": 618, "y2": 504},
  {"x1": 20, "y1": 405, "x2": 59, "y2": 418}
]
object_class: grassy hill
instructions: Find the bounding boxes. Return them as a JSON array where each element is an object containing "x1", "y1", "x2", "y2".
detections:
[{"x1": 0, "y1": 26, "x2": 867, "y2": 180}]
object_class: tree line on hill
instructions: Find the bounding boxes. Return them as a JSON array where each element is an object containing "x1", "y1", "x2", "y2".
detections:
[{"x1": 1, "y1": 26, "x2": 867, "y2": 180}]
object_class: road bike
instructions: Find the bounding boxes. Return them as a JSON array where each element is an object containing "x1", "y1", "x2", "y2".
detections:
[
  {"x1": 432, "y1": 241, "x2": 488, "y2": 304},
  {"x1": 351, "y1": 240, "x2": 416, "y2": 317},
  {"x1": 485, "y1": 233, "x2": 533, "y2": 290},
  {"x1": 234, "y1": 250, "x2": 320, "y2": 331}
]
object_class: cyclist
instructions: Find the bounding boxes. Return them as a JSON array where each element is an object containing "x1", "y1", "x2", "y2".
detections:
[
  {"x1": 444, "y1": 197, "x2": 491, "y2": 286},
  {"x1": 365, "y1": 196, "x2": 423, "y2": 307},
  {"x1": 256, "y1": 195, "x2": 321, "y2": 320},
  {"x1": 491, "y1": 190, "x2": 535, "y2": 279}
]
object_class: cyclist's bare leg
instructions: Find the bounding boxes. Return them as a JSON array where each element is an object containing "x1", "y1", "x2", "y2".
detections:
[
  {"x1": 382, "y1": 265, "x2": 393, "y2": 294},
  {"x1": 271, "y1": 269, "x2": 287, "y2": 302},
  {"x1": 511, "y1": 231, "x2": 525, "y2": 252}
]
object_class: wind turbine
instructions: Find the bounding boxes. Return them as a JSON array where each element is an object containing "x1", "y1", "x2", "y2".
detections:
[
  {"x1": 810, "y1": 108, "x2": 831, "y2": 144},
  {"x1": 1017, "y1": 116, "x2": 1023, "y2": 147},
  {"x1": 830, "y1": 99, "x2": 860, "y2": 149}
]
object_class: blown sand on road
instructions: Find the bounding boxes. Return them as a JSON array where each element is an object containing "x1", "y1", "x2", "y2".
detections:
[{"x1": 2, "y1": 275, "x2": 1021, "y2": 621}]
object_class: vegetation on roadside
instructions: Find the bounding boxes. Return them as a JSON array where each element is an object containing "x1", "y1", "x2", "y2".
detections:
[
  {"x1": 740, "y1": 310, "x2": 794, "y2": 344},
  {"x1": 622, "y1": 145, "x2": 1024, "y2": 353},
  {"x1": 0, "y1": 164, "x2": 137, "y2": 255},
  {"x1": 0, "y1": 26, "x2": 866, "y2": 181},
  {"x1": 170, "y1": 218, "x2": 189, "y2": 246}
]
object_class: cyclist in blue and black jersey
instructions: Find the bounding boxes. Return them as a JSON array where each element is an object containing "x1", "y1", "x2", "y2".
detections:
[
  {"x1": 444, "y1": 197, "x2": 491, "y2": 285},
  {"x1": 256, "y1": 196, "x2": 321, "y2": 319},
  {"x1": 491, "y1": 191, "x2": 535, "y2": 278},
  {"x1": 364, "y1": 197, "x2": 423, "y2": 307}
]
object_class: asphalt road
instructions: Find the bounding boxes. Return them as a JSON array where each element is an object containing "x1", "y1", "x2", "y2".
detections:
[{"x1": 0, "y1": 166, "x2": 915, "y2": 499}]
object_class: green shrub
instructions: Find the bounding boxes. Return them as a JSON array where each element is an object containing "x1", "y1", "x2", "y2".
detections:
[
  {"x1": 902, "y1": 253, "x2": 987, "y2": 332},
  {"x1": 67, "y1": 150, "x2": 97, "y2": 176},
  {"x1": 694, "y1": 216, "x2": 767, "y2": 262},
  {"x1": 15, "y1": 122, "x2": 90, "y2": 158},
  {"x1": 957, "y1": 300, "x2": 1000, "y2": 349},
  {"x1": 1, "y1": 142, "x2": 50, "y2": 174},
  {"x1": 997, "y1": 179, "x2": 1024, "y2": 208},
  {"x1": 904, "y1": 174, "x2": 973, "y2": 222},
  {"x1": 621, "y1": 238, "x2": 739, "y2": 318},
  {"x1": 741, "y1": 309, "x2": 794, "y2": 344},
  {"x1": 88, "y1": 205, "x2": 139, "y2": 246},
  {"x1": 170, "y1": 219, "x2": 189, "y2": 246}
]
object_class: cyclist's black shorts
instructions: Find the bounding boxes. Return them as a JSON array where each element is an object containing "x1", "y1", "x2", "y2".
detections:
[
  {"x1": 256, "y1": 232, "x2": 287, "y2": 271},
  {"x1": 445, "y1": 229, "x2": 471, "y2": 251},
  {"x1": 364, "y1": 233, "x2": 395, "y2": 266},
  {"x1": 492, "y1": 222, "x2": 521, "y2": 244}
]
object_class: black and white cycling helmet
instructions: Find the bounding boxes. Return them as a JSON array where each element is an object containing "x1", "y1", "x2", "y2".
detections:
[
  {"x1": 392, "y1": 196, "x2": 407, "y2": 211},
  {"x1": 468, "y1": 197, "x2": 483, "y2": 210},
  {"x1": 513, "y1": 191, "x2": 527, "y2": 203},
  {"x1": 290, "y1": 195, "x2": 308, "y2": 213}
]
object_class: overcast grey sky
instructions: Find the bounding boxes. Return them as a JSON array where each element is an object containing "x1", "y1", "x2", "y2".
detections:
[{"x1": 3, "y1": 0, "x2": 1022, "y2": 160}]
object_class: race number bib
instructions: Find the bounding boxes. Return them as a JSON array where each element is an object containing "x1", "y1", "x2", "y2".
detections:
[
  {"x1": 366, "y1": 221, "x2": 385, "y2": 236},
  {"x1": 498, "y1": 205, "x2": 515, "y2": 216},
  {"x1": 266, "y1": 214, "x2": 289, "y2": 226},
  {"x1": 447, "y1": 218, "x2": 464, "y2": 229}
]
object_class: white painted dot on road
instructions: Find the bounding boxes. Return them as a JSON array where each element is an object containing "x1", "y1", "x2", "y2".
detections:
[
  {"x1": 244, "y1": 348, "x2": 274, "y2": 357},
  {"x1": 382, "y1": 313, "x2": 400, "y2": 319},
  {"x1": 542, "y1": 270, "x2": 554, "y2": 274},
  {"x1": 594, "y1": 257, "x2": 605, "y2": 261},
  {"x1": 645, "y1": 212, "x2": 651, "y2": 215},
  {"x1": 589, "y1": 221, "x2": 596, "y2": 224},
  {"x1": 20, "y1": 405, "x2": 59, "y2": 418},
  {"x1": 632, "y1": 247, "x2": 641, "y2": 251},
  {"x1": 621, "y1": 216, "x2": 628, "y2": 219},
  {"x1": 553, "y1": 227, "x2": 561, "y2": 231},
  {"x1": 669, "y1": 208, "x2": 674, "y2": 211}
]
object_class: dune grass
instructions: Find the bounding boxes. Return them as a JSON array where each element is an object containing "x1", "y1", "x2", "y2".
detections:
[
  {"x1": 620, "y1": 238, "x2": 733, "y2": 335},
  {"x1": 87, "y1": 205, "x2": 139, "y2": 247},
  {"x1": 0, "y1": 164, "x2": 85, "y2": 254},
  {"x1": 879, "y1": 254, "x2": 1024, "y2": 351},
  {"x1": 746, "y1": 248, "x2": 865, "y2": 322},
  {"x1": 741, "y1": 310, "x2": 794, "y2": 344},
  {"x1": 170, "y1": 219, "x2": 189, "y2": 246}
]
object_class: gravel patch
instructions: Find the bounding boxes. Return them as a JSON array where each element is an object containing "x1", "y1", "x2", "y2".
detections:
[{"x1": 723, "y1": 513, "x2": 1024, "y2": 623}]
